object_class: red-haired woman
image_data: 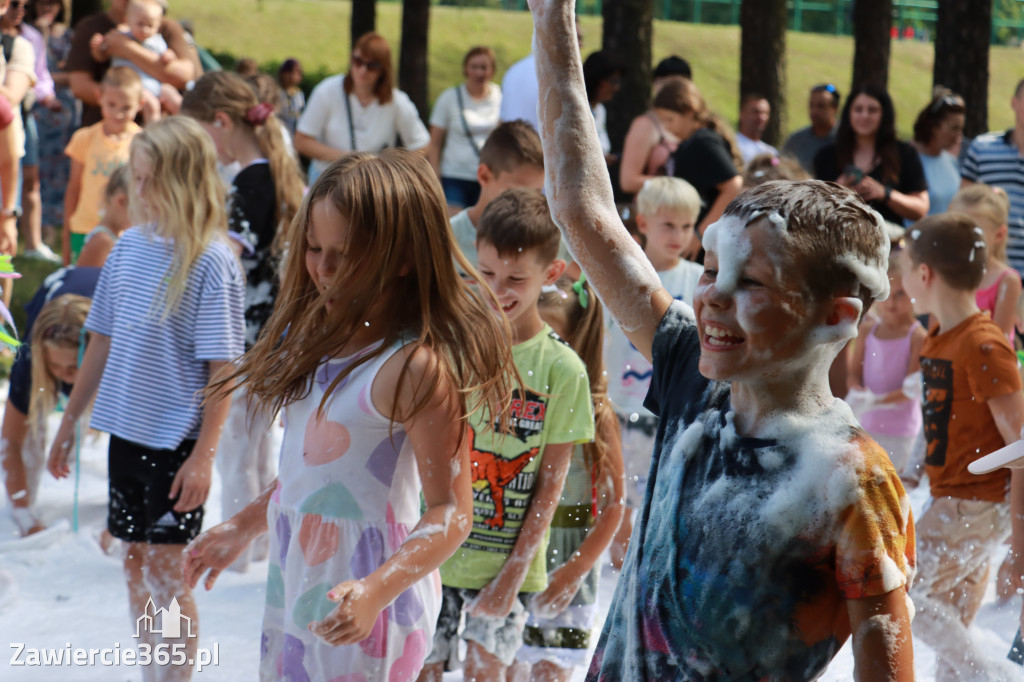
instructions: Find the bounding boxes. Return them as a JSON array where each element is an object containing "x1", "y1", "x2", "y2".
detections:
[{"x1": 294, "y1": 32, "x2": 429, "y2": 182}]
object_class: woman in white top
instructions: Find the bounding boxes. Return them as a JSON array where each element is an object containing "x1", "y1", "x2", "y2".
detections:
[
  {"x1": 294, "y1": 32, "x2": 429, "y2": 182},
  {"x1": 427, "y1": 46, "x2": 501, "y2": 214},
  {"x1": 911, "y1": 91, "x2": 966, "y2": 216}
]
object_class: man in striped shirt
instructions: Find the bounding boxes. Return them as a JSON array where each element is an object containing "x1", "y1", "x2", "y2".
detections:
[{"x1": 961, "y1": 78, "x2": 1024, "y2": 272}]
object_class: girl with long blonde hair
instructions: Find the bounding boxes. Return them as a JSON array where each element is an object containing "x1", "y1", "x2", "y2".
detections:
[
  {"x1": 47, "y1": 116, "x2": 246, "y2": 680},
  {"x1": 184, "y1": 150, "x2": 518, "y2": 681},
  {"x1": 1, "y1": 270, "x2": 98, "y2": 537},
  {"x1": 182, "y1": 71, "x2": 308, "y2": 571}
]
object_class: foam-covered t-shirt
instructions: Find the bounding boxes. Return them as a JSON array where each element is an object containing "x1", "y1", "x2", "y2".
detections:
[
  {"x1": 605, "y1": 259, "x2": 703, "y2": 418},
  {"x1": 439, "y1": 325, "x2": 594, "y2": 593},
  {"x1": 588, "y1": 302, "x2": 915, "y2": 681},
  {"x1": 920, "y1": 312, "x2": 1020, "y2": 502},
  {"x1": 227, "y1": 160, "x2": 278, "y2": 348}
]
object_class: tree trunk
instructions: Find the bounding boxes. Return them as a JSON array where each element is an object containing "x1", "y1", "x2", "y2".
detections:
[
  {"x1": 740, "y1": 0, "x2": 787, "y2": 147},
  {"x1": 351, "y1": 0, "x2": 377, "y2": 53},
  {"x1": 399, "y1": 0, "x2": 430, "y2": 122},
  {"x1": 852, "y1": 0, "x2": 892, "y2": 89},
  {"x1": 602, "y1": 0, "x2": 654, "y2": 200},
  {"x1": 934, "y1": 0, "x2": 992, "y2": 137},
  {"x1": 70, "y1": 0, "x2": 104, "y2": 28}
]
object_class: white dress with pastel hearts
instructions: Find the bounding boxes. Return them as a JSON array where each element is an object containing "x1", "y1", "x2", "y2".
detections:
[{"x1": 260, "y1": 342, "x2": 441, "y2": 681}]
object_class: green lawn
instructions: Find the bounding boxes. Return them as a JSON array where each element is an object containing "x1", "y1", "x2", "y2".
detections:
[{"x1": 171, "y1": 0, "x2": 1024, "y2": 138}]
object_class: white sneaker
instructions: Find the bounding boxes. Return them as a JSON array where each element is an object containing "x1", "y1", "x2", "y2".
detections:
[{"x1": 21, "y1": 244, "x2": 60, "y2": 263}]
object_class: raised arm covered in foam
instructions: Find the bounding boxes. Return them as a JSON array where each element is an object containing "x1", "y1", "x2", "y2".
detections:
[{"x1": 530, "y1": 0, "x2": 670, "y2": 358}]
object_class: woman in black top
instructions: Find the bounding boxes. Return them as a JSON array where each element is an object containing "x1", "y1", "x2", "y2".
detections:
[
  {"x1": 813, "y1": 84, "x2": 929, "y2": 224},
  {"x1": 658, "y1": 77, "x2": 743, "y2": 257}
]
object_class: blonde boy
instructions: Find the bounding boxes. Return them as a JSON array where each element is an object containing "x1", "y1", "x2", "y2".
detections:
[
  {"x1": 529, "y1": 0, "x2": 915, "y2": 678},
  {"x1": 606, "y1": 176, "x2": 703, "y2": 564},
  {"x1": 420, "y1": 188, "x2": 594, "y2": 681},
  {"x1": 63, "y1": 66, "x2": 141, "y2": 265}
]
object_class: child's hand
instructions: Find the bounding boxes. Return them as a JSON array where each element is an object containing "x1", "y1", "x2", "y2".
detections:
[
  {"x1": 181, "y1": 522, "x2": 250, "y2": 590},
  {"x1": 998, "y1": 549, "x2": 1024, "y2": 603},
  {"x1": 530, "y1": 565, "x2": 584, "y2": 620},
  {"x1": 309, "y1": 579, "x2": 384, "y2": 646},
  {"x1": 160, "y1": 48, "x2": 177, "y2": 65},
  {"x1": 467, "y1": 581, "x2": 516, "y2": 620},
  {"x1": 88, "y1": 33, "x2": 106, "y2": 61},
  {"x1": 46, "y1": 415, "x2": 78, "y2": 479},
  {"x1": 169, "y1": 451, "x2": 214, "y2": 512}
]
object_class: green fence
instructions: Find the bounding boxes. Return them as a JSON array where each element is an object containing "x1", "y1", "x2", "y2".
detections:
[{"x1": 439, "y1": 0, "x2": 1024, "y2": 46}]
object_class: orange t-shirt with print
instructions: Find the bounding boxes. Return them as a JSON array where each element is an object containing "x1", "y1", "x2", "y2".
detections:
[{"x1": 920, "y1": 312, "x2": 1019, "y2": 502}]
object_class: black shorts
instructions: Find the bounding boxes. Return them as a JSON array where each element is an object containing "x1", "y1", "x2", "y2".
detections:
[{"x1": 108, "y1": 435, "x2": 202, "y2": 545}]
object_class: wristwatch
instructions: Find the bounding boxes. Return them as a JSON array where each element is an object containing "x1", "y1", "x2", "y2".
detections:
[
  {"x1": 1, "y1": 206, "x2": 22, "y2": 218},
  {"x1": 883, "y1": 185, "x2": 893, "y2": 202}
]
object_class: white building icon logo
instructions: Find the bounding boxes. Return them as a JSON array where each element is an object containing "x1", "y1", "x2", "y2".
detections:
[{"x1": 134, "y1": 597, "x2": 196, "y2": 639}]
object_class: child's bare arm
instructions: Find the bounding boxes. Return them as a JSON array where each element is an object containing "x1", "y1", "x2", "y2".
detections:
[
  {"x1": 847, "y1": 590, "x2": 915, "y2": 681},
  {"x1": 74, "y1": 232, "x2": 114, "y2": 268},
  {"x1": 993, "y1": 272, "x2": 1022, "y2": 339},
  {"x1": 532, "y1": 419, "x2": 625, "y2": 618},
  {"x1": 529, "y1": 0, "x2": 671, "y2": 361},
  {"x1": 47, "y1": 333, "x2": 111, "y2": 478},
  {"x1": 988, "y1": 391, "x2": 1024, "y2": 447},
  {"x1": 183, "y1": 479, "x2": 276, "y2": 590},
  {"x1": 170, "y1": 360, "x2": 233, "y2": 513},
  {"x1": 63, "y1": 160, "x2": 83, "y2": 266},
  {"x1": 471, "y1": 440, "x2": 574, "y2": 618}
]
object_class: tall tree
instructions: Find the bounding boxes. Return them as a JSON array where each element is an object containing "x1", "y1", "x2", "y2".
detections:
[
  {"x1": 740, "y1": 0, "x2": 786, "y2": 147},
  {"x1": 351, "y1": 0, "x2": 376, "y2": 53},
  {"x1": 934, "y1": 0, "x2": 992, "y2": 137},
  {"x1": 602, "y1": 0, "x2": 654, "y2": 198},
  {"x1": 852, "y1": 0, "x2": 892, "y2": 89},
  {"x1": 399, "y1": 0, "x2": 430, "y2": 121}
]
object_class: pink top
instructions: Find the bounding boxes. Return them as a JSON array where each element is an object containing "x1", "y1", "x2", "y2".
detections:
[
  {"x1": 644, "y1": 112, "x2": 679, "y2": 176},
  {"x1": 975, "y1": 269, "x2": 1019, "y2": 323},
  {"x1": 860, "y1": 322, "x2": 923, "y2": 438}
]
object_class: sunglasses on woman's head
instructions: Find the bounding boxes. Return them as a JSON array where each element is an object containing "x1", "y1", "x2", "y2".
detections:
[
  {"x1": 351, "y1": 54, "x2": 383, "y2": 72},
  {"x1": 929, "y1": 93, "x2": 963, "y2": 113}
]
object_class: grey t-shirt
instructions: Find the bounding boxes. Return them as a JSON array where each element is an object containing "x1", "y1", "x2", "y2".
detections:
[{"x1": 782, "y1": 126, "x2": 835, "y2": 172}]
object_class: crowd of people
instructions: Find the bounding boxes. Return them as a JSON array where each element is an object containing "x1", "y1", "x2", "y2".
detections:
[{"x1": 2, "y1": 0, "x2": 1024, "y2": 680}]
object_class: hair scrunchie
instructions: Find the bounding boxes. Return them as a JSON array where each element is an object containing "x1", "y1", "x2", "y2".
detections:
[{"x1": 245, "y1": 102, "x2": 274, "y2": 126}]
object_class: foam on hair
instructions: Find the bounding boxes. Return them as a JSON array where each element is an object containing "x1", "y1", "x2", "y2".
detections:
[{"x1": 906, "y1": 212, "x2": 987, "y2": 291}]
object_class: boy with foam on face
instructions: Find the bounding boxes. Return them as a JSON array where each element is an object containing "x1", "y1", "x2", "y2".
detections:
[{"x1": 528, "y1": 0, "x2": 916, "y2": 679}]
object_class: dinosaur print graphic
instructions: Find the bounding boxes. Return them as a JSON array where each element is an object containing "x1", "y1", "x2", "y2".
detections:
[{"x1": 470, "y1": 427, "x2": 540, "y2": 529}]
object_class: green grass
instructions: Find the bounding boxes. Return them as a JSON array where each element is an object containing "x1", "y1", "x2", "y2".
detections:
[{"x1": 171, "y1": 0, "x2": 1024, "y2": 138}]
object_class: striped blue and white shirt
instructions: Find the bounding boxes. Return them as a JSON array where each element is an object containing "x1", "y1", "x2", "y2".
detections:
[
  {"x1": 961, "y1": 129, "x2": 1024, "y2": 272},
  {"x1": 85, "y1": 226, "x2": 246, "y2": 450}
]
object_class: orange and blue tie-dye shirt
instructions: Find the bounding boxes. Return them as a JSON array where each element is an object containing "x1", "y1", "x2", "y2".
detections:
[{"x1": 587, "y1": 302, "x2": 915, "y2": 681}]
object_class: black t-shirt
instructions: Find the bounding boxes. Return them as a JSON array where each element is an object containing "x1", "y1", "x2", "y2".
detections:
[
  {"x1": 671, "y1": 127, "x2": 739, "y2": 227},
  {"x1": 812, "y1": 140, "x2": 928, "y2": 225},
  {"x1": 228, "y1": 161, "x2": 280, "y2": 348},
  {"x1": 8, "y1": 267, "x2": 101, "y2": 415}
]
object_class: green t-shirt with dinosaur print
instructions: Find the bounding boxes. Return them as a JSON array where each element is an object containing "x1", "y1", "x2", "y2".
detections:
[{"x1": 439, "y1": 324, "x2": 595, "y2": 592}]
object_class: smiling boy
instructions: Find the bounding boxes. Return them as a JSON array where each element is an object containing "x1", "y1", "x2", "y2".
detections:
[
  {"x1": 419, "y1": 188, "x2": 595, "y2": 682},
  {"x1": 527, "y1": 0, "x2": 916, "y2": 679}
]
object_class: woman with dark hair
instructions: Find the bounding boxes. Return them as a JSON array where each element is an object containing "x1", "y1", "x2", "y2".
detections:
[
  {"x1": 427, "y1": 45, "x2": 501, "y2": 214},
  {"x1": 582, "y1": 49, "x2": 622, "y2": 162},
  {"x1": 658, "y1": 76, "x2": 743, "y2": 256},
  {"x1": 912, "y1": 90, "x2": 965, "y2": 215},
  {"x1": 294, "y1": 32, "x2": 429, "y2": 182},
  {"x1": 813, "y1": 84, "x2": 928, "y2": 224}
]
